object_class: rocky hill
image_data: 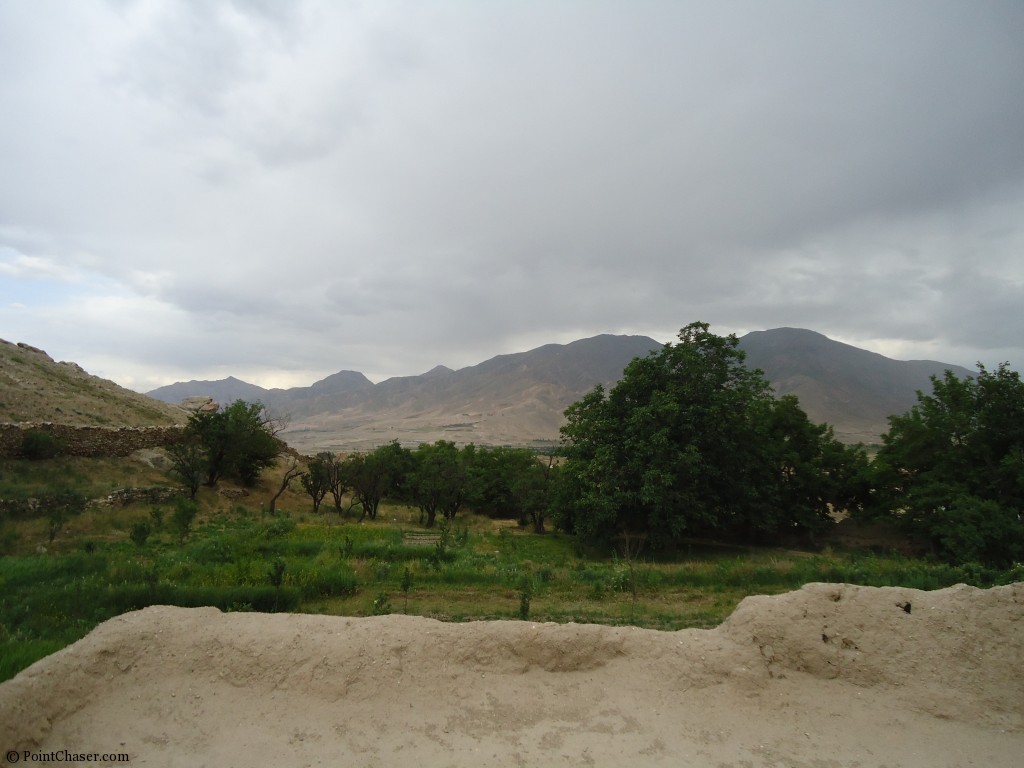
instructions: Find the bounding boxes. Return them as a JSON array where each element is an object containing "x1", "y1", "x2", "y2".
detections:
[{"x1": 0, "y1": 339, "x2": 186, "y2": 427}]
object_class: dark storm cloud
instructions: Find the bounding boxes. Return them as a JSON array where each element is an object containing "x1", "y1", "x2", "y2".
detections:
[{"x1": 1, "y1": 0, "x2": 1022, "y2": 390}]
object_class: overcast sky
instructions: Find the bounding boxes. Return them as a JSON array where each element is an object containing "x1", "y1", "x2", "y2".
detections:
[{"x1": 2, "y1": 1, "x2": 1023, "y2": 392}]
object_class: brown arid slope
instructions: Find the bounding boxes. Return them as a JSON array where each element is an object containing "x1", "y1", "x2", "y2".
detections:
[
  {"x1": 277, "y1": 334, "x2": 662, "y2": 452},
  {"x1": 1, "y1": 582, "x2": 1020, "y2": 767},
  {"x1": 740, "y1": 328, "x2": 976, "y2": 444},
  {"x1": 0, "y1": 340, "x2": 186, "y2": 426}
]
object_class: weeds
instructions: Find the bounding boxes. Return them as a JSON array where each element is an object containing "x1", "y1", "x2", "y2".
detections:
[
  {"x1": 372, "y1": 592, "x2": 393, "y2": 615},
  {"x1": 518, "y1": 575, "x2": 533, "y2": 620},
  {"x1": 1, "y1": 467, "x2": 1019, "y2": 684}
]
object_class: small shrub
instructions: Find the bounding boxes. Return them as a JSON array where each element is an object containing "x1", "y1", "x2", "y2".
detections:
[
  {"x1": 172, "y1": 499, "x2": 198, "y2": 543},
  {"x1": 21, "y1": 430, "x2": 62, "y2": 460},
  {"x1": 289, "y1": 563, "x2": 359, "y2": 598},
  {"x1": 261, "y1": 517, "x2": 296, "y2": 539},
  {"x1": 149, "y1": 505, "x2": 164, "y2": 530},
  {"x1": 44, "y1": 491, "x2": 86, "y2": 543},
  {"x1": 518, "y1": 575, "x2": 533, "y2": 620},
  {"x1": 129, "y1": 521, "x2": 151, "y2": 548},
  {"x1": 436, "y1": 518, "x2": 452, "y2": 558},
  {"x1": 268, "y1": 558, "x2": 286, "y2": 586},
  {"x1": 610, "y1": 568, "x2": 632, "y2": 593},
  {"x1": 268, "y1": 558, "x2": 286, "y2": 612},
  {"x1": 372, "y1": 591, "x2": 393, "y2": 615},
  {"x1": 190, "y1": 537, "x2": 233, "y2": 564},
  {"x1": 401, "y1": 567, "x2": 413, "y2": 613},
  {"x1": 143, "y1": 564, "x2": 159, "y2": 590},
  {"x1": 0, "y1": 522, "x2": 19, "y2": 554}
]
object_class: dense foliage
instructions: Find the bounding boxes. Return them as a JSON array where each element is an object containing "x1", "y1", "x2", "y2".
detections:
[
  {"x1": 315, "y1": 441, "x2": 557, "y2": 528},
  {"x1": 868, "y1": 363, "x2": 1024, "y2": 566},
  {"x1": 407, "y1": 440, "x2": 470, "y2": 528},
  {"x1": 557, "y1": 322, "x2": 866, "y2": 548},
  {"x1": 184, "y1": 400, "x2": 282, "y2": 487}
]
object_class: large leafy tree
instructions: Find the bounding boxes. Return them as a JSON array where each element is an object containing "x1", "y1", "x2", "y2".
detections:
[
  {"x1": 759, "y1": 395, "x2": 870, "y2": 540},
  {"x1": 870, "y1": 363, "x2": 1024, "y2": 565},
  {"x1": 187, "y1": 400, "x2": 282, "y2": 487},
  {"x1": 408, "y1": 441, "x2": 472, "y2": 528},
  {"x1": 512, "y1": 454, "x2": 558, "y2": 534},
  {"x1": 344, "y1": 441, "x2": 411, "y2": 521},
  {"x1": 167, "y1": 439, "x2": 206, "y2": 499},
  {"x1": 454, "y1": 445, "x2": 559, "y2": 532},
  {"x1": 558, "y1": 322, "x2": 861, "y2": 547}
]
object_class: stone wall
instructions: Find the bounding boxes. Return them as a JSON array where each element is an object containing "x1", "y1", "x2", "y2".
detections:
[
  {"x1": 0, "y1": 486, "x2": 186, "y2": 520},
  {"x1": 0, "y1": 423, "x2": 188, "y2": 459}
]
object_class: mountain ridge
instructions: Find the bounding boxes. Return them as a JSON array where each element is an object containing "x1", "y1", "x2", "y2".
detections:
[{"x1": 146, "y1": 329, "x2": 975, "y2": 452}]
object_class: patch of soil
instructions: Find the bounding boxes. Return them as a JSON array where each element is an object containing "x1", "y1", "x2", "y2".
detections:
[{"x1": 1, "y1": 582, "x2": 1021, "y2": 766}]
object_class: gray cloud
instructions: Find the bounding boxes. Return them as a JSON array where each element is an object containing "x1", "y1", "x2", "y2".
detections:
[{"x1": 1, "y1": 0, "x2": 1022, "y2": 392}]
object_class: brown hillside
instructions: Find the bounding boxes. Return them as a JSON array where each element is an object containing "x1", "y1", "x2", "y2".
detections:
[{"x1": 0, "y1": 339, "x2": 186, "y2": 426}]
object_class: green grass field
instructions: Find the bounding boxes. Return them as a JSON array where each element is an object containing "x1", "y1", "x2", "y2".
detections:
[{"x1": 1, "y1": 457, "x2": 1020, "y2": 683}]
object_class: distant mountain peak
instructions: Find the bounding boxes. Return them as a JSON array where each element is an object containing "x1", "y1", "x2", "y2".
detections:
[
  {"x1": 423, "y1": 365, "x2": 454, "y2": 377},
  {"x1": 309, "y1": 370, "x2": 373, "y2": 392}
]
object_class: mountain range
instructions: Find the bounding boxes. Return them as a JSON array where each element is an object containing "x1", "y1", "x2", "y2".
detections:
[{"x1": 146, "y1": 328, "x2": 974, "y2": 453}]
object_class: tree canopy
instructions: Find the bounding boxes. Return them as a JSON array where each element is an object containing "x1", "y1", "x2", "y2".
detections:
[
  {"x1": 407, "y1": 440, "x2": 470, "y2": 528},
  {"x1": 869, "y1": 363, "x2": 1024, "y2": 566},
  {"x1": 343, "y1": 441, "x2": 411, "y2": 521},
  {"x1": 557, "y1": 322, "x2": 864, "y2": 547},
  {"x1": 185, "y1": 399, "x2": 282, "y2": 487}
]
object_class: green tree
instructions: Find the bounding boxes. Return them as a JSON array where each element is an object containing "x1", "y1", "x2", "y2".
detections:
[
  {"x1": 344, "y1": 441, "x2": 411, "y2": 521},
  {"x1": 467, "y1": 446, "x2": 555, "y2": 530},
  {"x1": 471, "y1": 448, "x2": 558, "y2": 534},
  {"x1": 268, "y1": 460, "x2": 304, "y2": 516},
  {"x1": 516, "y1": 456, "x2": 557, "y2": 535},
  {"x1": 558, "y1": 322, "x2": 861, "y2": 547},
  {"x1": 319, "y1": 451, "x2": 349, "y2": 513},
  {"x1": 759, "y1": 395, "x2": 870, "y2": 540},
  {"x1": 187, "y1": 400, "x2": 281, "y2": 487},
  {"x1": 301, "y1": 453, "x2": 332, "y2": 514},
  {"x1": 869, "y1": 363, "x2": 1024, "y2": 566},
  {"x1": 408, "y1": 441, "x2": 469, "y2": 528},
  {"x1": 167, "y1": 439, "x2": 205, "y2": 499},
  {"x1": 466, "y1": 446, "x2": 523, "y2": 519}
]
